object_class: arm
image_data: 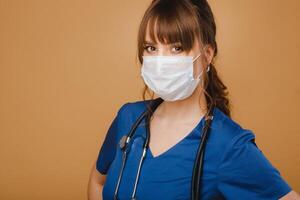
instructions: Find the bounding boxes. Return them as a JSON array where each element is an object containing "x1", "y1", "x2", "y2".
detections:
[
  {"x1": 280, "y1": 190, "x2": 300, "y2": 200},
  {"x1": 87, "y1": 102, "x2": 130, "y2": 200},
  {"x1": 87, "y1": 161, "x2": 106, "y2": 200}
]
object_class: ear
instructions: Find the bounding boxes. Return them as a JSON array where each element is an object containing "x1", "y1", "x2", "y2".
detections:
[{"x1": 203, "y1": 44, "x2": 215, "y2": 65}]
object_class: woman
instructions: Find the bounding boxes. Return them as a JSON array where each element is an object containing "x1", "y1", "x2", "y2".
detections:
[{"x1": 88, "y1": 0, "x2": 299, "y2": 199}]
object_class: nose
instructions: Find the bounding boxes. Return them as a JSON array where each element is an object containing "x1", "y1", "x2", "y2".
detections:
[
  {"x1": 155, "y1": 44, "x2": 173, "y2": 56},
  {"x1": 157, "y1": 49, "x2": 170, "y2": 56}
]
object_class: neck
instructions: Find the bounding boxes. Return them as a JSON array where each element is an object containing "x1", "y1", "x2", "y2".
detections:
[{"x1": 154, "y1": 86, "x2": 208, "y2": 121}]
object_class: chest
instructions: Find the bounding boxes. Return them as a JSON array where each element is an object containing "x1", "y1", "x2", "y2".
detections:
[
  {"x1": 148, "y1": 116, "x2": 201, "y2": 158},
  {"x1": 102, "y1": 125, "x2": 222, "y2": 200}
]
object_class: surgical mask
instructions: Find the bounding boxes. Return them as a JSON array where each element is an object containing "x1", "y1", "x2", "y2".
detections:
[{"x1": 141, "y1": 53, "x2": 210, "y2": 101}]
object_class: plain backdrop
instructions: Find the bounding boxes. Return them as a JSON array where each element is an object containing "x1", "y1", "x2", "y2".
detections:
[{"x1": 0, "y1": 0, "x2": 299, "y2": 199}]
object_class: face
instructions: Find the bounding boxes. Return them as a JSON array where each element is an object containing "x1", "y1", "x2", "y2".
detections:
[{"x1": 143, "y1": 22, "x2": 213, "y2": 80}]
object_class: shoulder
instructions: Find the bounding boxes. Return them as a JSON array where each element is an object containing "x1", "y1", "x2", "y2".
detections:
[
  {"x1": 118, "y1": 100, "x2": 256, "y2": 143},
  {"x1": 210, "y1": 107, "x2": 256, "y2": 152},
  {"x1": 116, "y1": 98, "x2": 152, "y2": 119},
  {"x1": 118, "y1": 100, "x2": 256, "y2": 146},
  {"x1": 112, "y1": 98, "x2": 153, "y2": 135},
  {"x1": 213, "y1": 108, "x2": 293, "y2": 199}
]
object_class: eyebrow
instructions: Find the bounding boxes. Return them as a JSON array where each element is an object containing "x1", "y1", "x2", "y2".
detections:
[{"x1": 143, "y1": 40, "x2": 182, "y2": 46}]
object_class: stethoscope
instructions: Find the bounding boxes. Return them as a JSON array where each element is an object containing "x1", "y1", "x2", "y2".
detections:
[{"x1": 113, "y1": 97, "x2": 214, "y2": 200}]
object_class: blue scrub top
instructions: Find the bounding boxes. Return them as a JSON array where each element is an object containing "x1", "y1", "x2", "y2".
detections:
[{"x1": 96, "y1": 98, "x2": 292, "y2": 200}]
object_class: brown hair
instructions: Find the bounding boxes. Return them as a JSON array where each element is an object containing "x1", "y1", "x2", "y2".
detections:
[{"x1": 136, "y1": 0, "x2": 231, "y2": 118}]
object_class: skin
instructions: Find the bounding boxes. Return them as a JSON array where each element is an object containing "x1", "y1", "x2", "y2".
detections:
[
  {"x1": 142, "y1": 26, "x2": 213, "y2": 158},
  {"x1": 87, "y1": 161, "x2": 105, "y2": 200},
  {"x1": 87, "y1": 23, "x2": 300, "y2": 200}
]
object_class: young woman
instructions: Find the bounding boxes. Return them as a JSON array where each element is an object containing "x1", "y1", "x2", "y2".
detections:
[{"x1": 88, "y1": 0, "x2": 299, "y2": 199}]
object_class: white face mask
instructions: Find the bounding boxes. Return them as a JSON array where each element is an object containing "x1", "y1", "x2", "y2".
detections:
[{"x1": 141, "y1": 53, "x2": 210, "y2": 101}]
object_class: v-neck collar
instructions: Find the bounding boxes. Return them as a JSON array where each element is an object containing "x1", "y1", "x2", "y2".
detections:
[{"x1": 145, "y1": 98, "x2": 207, "y2": 160}]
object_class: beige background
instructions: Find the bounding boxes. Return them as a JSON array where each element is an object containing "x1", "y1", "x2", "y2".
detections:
[{"x1": 0, "y1": 0, "x2": 299, "y2": 199}]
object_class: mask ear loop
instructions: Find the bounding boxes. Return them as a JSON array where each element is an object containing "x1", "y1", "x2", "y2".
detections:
[
  {"x1": 193, "y1": 45, "x2": 211, "y2": 80},
  {"x1": 194, "y1": 64, "x2": 211, "y2": 80},
  {"x1": 192, "y1": 53, "x2": 201, "y2": 62}
]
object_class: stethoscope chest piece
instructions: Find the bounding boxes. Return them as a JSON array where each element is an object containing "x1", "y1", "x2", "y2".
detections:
[{"x1": 119, "y1": 135, "x2": 128, "y2": 150}]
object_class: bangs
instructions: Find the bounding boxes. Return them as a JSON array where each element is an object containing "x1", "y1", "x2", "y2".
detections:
[
  {"x1": 147, "y1": 14, "x2": 198, "y2": 51},
  {"x1": 138, "y1": 0, "x2": 201, "y2": 57}
]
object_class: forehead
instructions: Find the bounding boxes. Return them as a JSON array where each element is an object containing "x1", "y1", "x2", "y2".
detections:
[
  {"x1": 144, "y1": 23, "x2": 201, "y2": 52},
  {"x1": 142, "y1": 16, "x2": 202, "y2": 52}
]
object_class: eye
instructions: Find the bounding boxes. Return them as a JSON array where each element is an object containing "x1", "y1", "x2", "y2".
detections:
[
  {"x1": 172, "y1": 45, "x2": 183, "y2": 53},
  {"x1": 143, "y1": 45, "x2": 156, "y2": 53}
]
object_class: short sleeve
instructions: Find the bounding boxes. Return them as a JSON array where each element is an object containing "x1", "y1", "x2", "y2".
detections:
[
  {"x1": 217, "y1": 129, "x2": 292, "y2": 199},
  {"x1": 95, "y1": 103, "x2": 128, "y2": 175}
]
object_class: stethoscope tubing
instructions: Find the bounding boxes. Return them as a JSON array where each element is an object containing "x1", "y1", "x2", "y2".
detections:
[
  {"x1": 113, "y1": 98, "x2": 214, "y2": 200},
  {"x1": 191, "y1": 113, "x2": 214, "y2": 200}
]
